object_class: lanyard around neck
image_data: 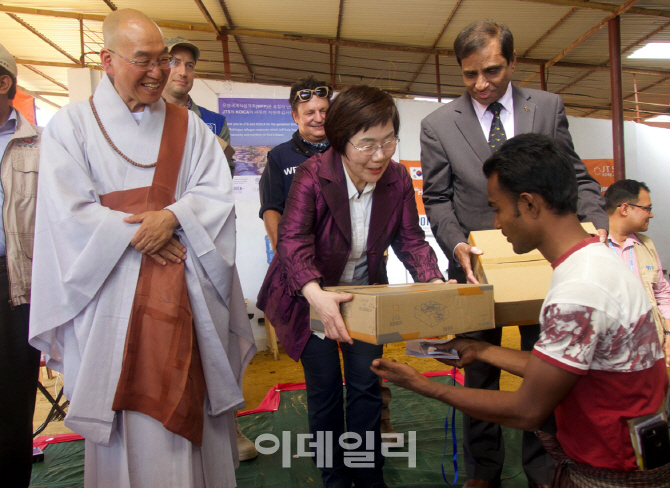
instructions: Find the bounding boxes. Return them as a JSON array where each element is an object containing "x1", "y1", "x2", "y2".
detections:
[{"x1": 608, "y1": 239, "x2": 634, "y2": 273}]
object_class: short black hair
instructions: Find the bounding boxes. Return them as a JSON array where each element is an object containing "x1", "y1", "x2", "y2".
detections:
[
  {"x1": 289, "y1": 75, "x2": 332, "y2": 113},
  {"x1": 0, "y1": 66, "x2": 16, "y2": 100},
  {"x1": 483, "y1": 133, "x2": 578, "y2": 215},
  {"x1": 324, "y1": 84, "x2": 400, "y2": 155},
  {"x1": 604, "y1": 179, "x2": 650, "y2": 214},
  {"x1": 454, "y1": 20, "x2": 514, "y2": 66}
]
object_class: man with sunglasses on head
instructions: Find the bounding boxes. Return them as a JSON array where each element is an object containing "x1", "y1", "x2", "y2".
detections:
[
  {"x1": 259, "y1": 76, "x2": 332, "y2": 253},
  {"x1": 163, "y1": 37, "x2": 236, "y2": 176},
  {"x1": 605, "y1": 179, "x2": 670, "y2": 364},
  {"x1": 29, "y1": 10, "x2": 255, "y2": 486}
]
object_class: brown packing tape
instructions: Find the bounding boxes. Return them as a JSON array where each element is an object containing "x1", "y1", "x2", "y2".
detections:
[
  {"x1": 457, "y1": 286, "x2": 484, "y2": 296},
  {"x1": 348, "y1": 330, "x2": 379, "y2": 343}
]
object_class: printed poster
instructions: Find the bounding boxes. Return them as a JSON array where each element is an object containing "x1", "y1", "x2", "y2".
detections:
[
  {"x1": 219, "y1": 98, "x2": 295, "y2": 201},
  {"x1": 583, "y1": 159, "x2": 615, "y2": 193}
]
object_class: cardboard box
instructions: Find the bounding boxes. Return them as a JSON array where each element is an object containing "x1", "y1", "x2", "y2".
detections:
[
  {"x1": 469, "y1": 223, "x2": 596, "y2": 326},
  {"x1": 310, "y1": 282, "x2": 495, "y2": 345}
]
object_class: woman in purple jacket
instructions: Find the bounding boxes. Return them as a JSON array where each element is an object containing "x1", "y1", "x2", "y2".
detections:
[{"x1": 258, "y1": 85, "x2": 444, "y2": 488}]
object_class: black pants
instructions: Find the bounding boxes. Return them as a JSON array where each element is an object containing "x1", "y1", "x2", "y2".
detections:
[
  {"x1": 450, "y1": 261, "x2": 556, "y2": 485},
  {"x1": 0, "y1": 266, "x2": 40, "y2": 488},
  {"x1": 301, "y1": 335, "x2": 385, "y2": 488}
]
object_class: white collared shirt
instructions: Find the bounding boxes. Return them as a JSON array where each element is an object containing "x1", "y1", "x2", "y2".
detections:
[
  {"x1": 471, "y1": 82, "x2": 515, "y2": 140},
  {"x1": 339, "y1": 163, "x2": 376, "y2": 286}
]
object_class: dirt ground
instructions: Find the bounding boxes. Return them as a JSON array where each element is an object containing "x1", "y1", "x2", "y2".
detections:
[{"x1": 33, "y1": 328, "x2": 524, "y2": 436}]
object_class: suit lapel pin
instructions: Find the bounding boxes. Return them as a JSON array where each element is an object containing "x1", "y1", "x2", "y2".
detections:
[{"x1": 524, "y1": 106, "x2": 529, "y2": 112}]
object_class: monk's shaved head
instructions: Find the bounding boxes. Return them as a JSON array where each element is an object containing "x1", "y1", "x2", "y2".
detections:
[
  {"x1": 103, "y1": 9, "x2": 164, "y2": 53},
  {"x1": 100, "y1": 9, "x2": 169, "y2": 112}
]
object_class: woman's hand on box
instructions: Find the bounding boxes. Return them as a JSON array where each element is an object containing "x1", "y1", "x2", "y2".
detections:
[{"x1": 302, "y1": 280, "x2": 354, "y2": 344}]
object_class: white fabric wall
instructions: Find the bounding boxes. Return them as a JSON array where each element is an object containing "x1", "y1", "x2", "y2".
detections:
[{"x1": 190, "y1": 79, "x2": 670, "y2": 347}]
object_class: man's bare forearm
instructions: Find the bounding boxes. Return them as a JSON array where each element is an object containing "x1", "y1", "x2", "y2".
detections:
[
  {"x1": 417, "y1": 380, "x2": 535, "y2": 430},
  {"x1": 475, "y1": 342, "x2": 532, "y2": 377}
]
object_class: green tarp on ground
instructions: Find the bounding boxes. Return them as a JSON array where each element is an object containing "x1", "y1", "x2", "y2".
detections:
[{"x1": 31, "y1": 376, "x2": 529, "y2": 487}]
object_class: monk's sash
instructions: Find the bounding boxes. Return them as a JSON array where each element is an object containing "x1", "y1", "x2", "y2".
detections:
[{"x1": 100, "y1": 103, "x2": 206, "y2": 446}]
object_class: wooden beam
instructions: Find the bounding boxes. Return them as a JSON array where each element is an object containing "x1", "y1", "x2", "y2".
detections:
[
  {"x1": 217, "y1": 0, "x2": 254, "y2": 76},
  {"x1": 609, "y1": 17, "x2": 625, "y2": 178},
  {"x1": 519, "y1": 0, "x2": 670, "y2": 19},
  {"x1": 546, "y1": 0, "x2": 640, "y2": 70},
  {"x1": 192, "y1": 0, "x2": 221, "y2": 35},
  {"x1": 633, "y1": 74, "x2": 640, "y2": 123},
  {"x1": 22, "y1": 65, "x2": 68, "y2": 91},
  {"x1": 79, "y1": 19, "x2": 85, "y2": 66},
  {"x1": 333, "y1": 0, "x2": 345, "y2": 87},
  {"x1": 15, "y1": 58, "x2": 85, "y2": 69},
  {"x1": 228, "y1": 28, "x2": 449, "y2": 55},
  {"x1": 226, "y1": 28, "x2": 670, "y2": 78},
  {"x1": 519, "y1": 0, "x2": 641, "y2": 86},
  {"x1": 557, "y1": 20, "x2": 670, "y2": 93},
  {"x1": 218, "y1": 29, "x2": 231, "y2": 81},
  {"x1": 621, "y1": 20, "x2": 670, "y2": 56},
  {"x1": 435, "y1": 55, "x2": 442, "y2": 102},
  {"x1": 557, "y1": 69, "x2": 595, "y2": 93},
  {"x1": 6, "y1": 13, "x2": 80, "y2": 64},
  {"x1": 16, "y1": 84, "x2": 62, "y2": 109},
  {"x1": 0, "y1": 5, "x2": 213, "y2": 32},
  {"x1": 102, "y1": 0, "x2": 117, "y2": 11},
  {"x1": 406, "y1": 0, "x2": 463, "y2": 91},
  {"x1": 577, "y1": 75, "x2": 670, "y2": 118},
  {"x1": 329, "y1": 44, "x2": 334, "y2": 86},
  {"x1": 523, "y1": 8, "x2": 577, "y2": 57}
]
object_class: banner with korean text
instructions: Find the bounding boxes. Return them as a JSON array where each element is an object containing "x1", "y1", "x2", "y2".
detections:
[{"x1": 219, "y1": 98, "x2": 295, "y2": 201}]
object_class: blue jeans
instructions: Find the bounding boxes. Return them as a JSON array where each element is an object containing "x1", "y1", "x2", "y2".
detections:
[{"x1": 301, "y1": 335, "x2": 385, "y2": 488}]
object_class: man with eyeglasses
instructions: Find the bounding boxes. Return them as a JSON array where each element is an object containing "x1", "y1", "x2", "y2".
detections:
[
  {"x1": 258, "y1": 76, "x2": 332, "y2": 254},
  {"x1": 163, "y1": 37, "x2": 236, "y2": 176},
  {"x1": 0, "y1": 42, "x2": 42, "y2": 488},
  {"x1": 29, "y1": 9, "x2": 255, "y2": 486},
  {"x1": 420, "y1": 20, "x2": 608, "y2": 488},
  {"x1": 605, "y1": 179, "x2": 670, "y2": 363}
]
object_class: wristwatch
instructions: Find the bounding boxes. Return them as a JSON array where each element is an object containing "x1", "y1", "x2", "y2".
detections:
[{"x1": 664, "y1": 330, "x2": 670, "y2": 336}]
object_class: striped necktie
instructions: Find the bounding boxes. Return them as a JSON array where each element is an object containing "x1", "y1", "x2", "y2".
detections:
[{"x1": 487, "y1": 101, "x2": 507, "y2": 152}]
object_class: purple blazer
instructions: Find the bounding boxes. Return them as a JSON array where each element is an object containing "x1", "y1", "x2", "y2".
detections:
[{"x1": 257, "y1": 148, "x2": 443, "y2": 361}]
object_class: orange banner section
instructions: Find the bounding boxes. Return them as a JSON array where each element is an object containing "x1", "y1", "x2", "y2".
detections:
[
  {"x1": 12, "y1": 90, "x2": 36, "y2": 125},
  {"x1": 583, "y1": 158, "x2": 615, "y2": 193},
  {"x1": 400, "y1": 160, "x2": 425, "y2": 215}
]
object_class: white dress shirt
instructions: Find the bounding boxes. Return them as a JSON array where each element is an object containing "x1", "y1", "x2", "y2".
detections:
[
  {"x1": 339, "y1": 163, "x2": 376, "y2": 286},
  {"x1": 470, "y1": 82, "x2": 515, "y2": 139}
]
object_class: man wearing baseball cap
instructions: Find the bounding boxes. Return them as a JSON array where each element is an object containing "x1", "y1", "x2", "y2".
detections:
[
  {"x1": 0, "y1": 42, "x2": 42, "y2": 487},
  {"x1": 163, "y1": 37, "x2": 235, "y2": 175}
]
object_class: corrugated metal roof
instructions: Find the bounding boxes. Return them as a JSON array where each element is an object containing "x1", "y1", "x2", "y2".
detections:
[{"x1": 0, "y1": 0, "x2": 667, "y2": 120}]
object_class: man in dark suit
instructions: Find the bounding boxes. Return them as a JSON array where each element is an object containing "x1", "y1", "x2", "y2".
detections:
[{"x1": 420, "y1": 21, "x2": 608, "y2": 488}]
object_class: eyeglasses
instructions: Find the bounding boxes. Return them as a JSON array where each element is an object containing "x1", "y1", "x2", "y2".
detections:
[
  {"x1": 172, "y1": 58, "x2": 196, "y2": 72},
  {"x1": 294, "y1": 86, "x2": 332, "y2": 103},
  {"x1": 625, "y1": 203, "x2": 653, "y2": 213},
  {"x1": 349, "y1": 136, "x2": 399, "y2": 156},
  {"x1": 108, "y1": 49, "x2": 174, "y2": 71}
]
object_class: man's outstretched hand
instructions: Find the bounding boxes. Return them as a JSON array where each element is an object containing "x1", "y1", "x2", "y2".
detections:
[{"x1": 370, "y1": 358, "x2": 430, "y2": 393}]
